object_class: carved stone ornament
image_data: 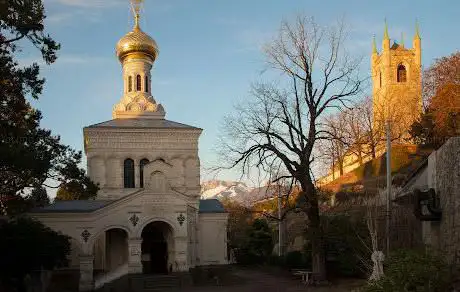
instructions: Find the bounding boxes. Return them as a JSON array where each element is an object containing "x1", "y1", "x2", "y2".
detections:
[
  {"x1": 81, "y1": 229, "x2": 91, "y2": 242},
  {"x1": 177, "y1": 213, "x2": 185, "y2": 226},
  {"x1": 129, "y1": 213, "x2": 140, "y2": 226}
]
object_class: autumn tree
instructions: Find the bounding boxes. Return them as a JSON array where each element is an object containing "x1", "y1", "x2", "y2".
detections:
[
  {"x1": 0, "y1": 0, "x2": 98, "y2": 214},
  {"x1": 219, "y1": 16, "x2": 363, "y2": 282},
  {"x1": 410, "y1": 51, "x2": 460, "y2": 148}
]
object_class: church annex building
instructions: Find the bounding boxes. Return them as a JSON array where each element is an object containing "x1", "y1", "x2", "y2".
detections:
[{"x1": 30, "y1": 6, "x2": 228, "y2": 292}]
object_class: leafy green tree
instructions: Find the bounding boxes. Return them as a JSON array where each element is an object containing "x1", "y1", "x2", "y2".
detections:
[
  {"x1": 0, "y1": 0, "x2": 98, "y2": 215},
  {"x1": 0, "y1": 217, "x2": 71, "y2": 292}
]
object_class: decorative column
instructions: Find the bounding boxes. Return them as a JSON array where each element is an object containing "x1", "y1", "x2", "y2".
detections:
[
  {"x1": 79, "y1": 255, "x2": 94, "y2": 291},
  {"x1": 128, "y1": 238, "x2": 143, "y2": 274}
]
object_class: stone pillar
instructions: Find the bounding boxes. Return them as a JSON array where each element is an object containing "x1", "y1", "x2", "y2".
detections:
[
  {"x1": 128, "y1": 238, "x2": 142, "y2": 274},
  {"x1": 174, "y1": 236, "x2": 188, "y2": 272},
  {"x1": 134, "y1": 160, "x2": 140, "y2": 188},
  {"x1": 79, "y1": 255, "x2": 94, "y2": 291}
]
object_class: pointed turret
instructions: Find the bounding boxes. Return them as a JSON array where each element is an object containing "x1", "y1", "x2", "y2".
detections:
[
  {"x1": 383, "y1": 19, "x2": 389, "y2": 40},
  {"x1": 413, "y1": 20, "x2": 421, "y2": 67},
  {"x1": 372, "y1": 35, "x2": 378, "y2": 54},
  {"x1": 382, "y1": 19, "x2": 390, "y2": 51}
]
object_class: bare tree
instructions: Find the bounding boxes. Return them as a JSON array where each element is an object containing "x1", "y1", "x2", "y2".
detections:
[
  {"x1": 219, "y1": 16, "x2": 363, "y2": 282},
  {"x1": 323, "y1": 112, "x2": 348, "y2": 176}
]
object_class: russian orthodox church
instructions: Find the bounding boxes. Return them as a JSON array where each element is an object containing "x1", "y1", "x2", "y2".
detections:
[{"x1": 31, "y1": 4, "x2": 228, "y2": 291}]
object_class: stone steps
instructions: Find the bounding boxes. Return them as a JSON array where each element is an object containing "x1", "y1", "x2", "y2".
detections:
[{"x1": 96, "y1": 273, "x2": 192, "y2": 292}]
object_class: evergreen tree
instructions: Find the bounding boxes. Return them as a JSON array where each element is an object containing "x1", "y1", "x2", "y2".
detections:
[{"x1": 0, "y1": 0, "x2": 98, "y2": 215}]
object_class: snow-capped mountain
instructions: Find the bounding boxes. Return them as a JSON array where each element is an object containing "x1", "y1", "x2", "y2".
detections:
[{"x1": 200, "y1": 180, "x2": 279, "y2": 205}]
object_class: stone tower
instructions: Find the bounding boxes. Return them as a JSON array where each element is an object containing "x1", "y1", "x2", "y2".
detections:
[{"x1": 371, "y1": 21, "x2": 422, "y2": 138}]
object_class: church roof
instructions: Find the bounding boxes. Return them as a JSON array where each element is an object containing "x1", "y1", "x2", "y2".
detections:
[
  {"x1": 85, "y1": 119, "x2": 201, "y2": 130},
  {"x1": 31, "y1": 199, "x2": 225, "y2": 213},
  {"x1": 198, "y1": 199, "x2": 226, "y2": 213}
]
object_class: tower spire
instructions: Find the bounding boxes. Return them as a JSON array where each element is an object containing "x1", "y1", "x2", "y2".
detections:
[
  {"x1": 401, "y1": 32, "x2": 405, "y2": 48},
  {"x1": 415, "y1": 19, "x2": 421, "y2": 39},
  {"x1": 372, "y1": 34, "x2": 378, "y2": 54},
  {"x1": 383, "y1": 18, "x2": 389, "y2": 40}
]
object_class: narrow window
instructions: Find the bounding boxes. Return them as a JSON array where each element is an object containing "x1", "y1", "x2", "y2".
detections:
[
  {"x1": 379, "y1": 72, "x2": 382, "y2": 88},
  {"x1": 136, "y1": 75, "x2": 141, "y2": 91},
  {"x1": 139, "y1": 158, "x2": 149, "y2": 188},
  {"x1": 128, "y1": 76, "x2": 133, "y2": 92},
  {"x1": 144, "y1": 76, "x2": 149, "y2": 93},
  {"x1": 397, "y1": 64, "x2": 407, "y2": 82},
  {"x1": 123, "y1": 158, "x2": 135, "y2": 188}
]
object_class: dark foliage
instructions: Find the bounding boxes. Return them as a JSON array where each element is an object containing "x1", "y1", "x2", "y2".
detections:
[
  {"x1": 0, "y1": 217, "x2": 70, "y2": 291},
  {"x1": 361, "y1": 248, "x2": 453, "y2": 292},
  {"x1": 235, "y1": 219, "x2": 274, "y2": 265}
]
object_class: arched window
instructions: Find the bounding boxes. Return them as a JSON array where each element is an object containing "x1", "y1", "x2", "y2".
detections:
[
  {"x1": 128, "y1": 76, "x2": 133, "y2": 92},
  {"x1": 397, "y1": 64, "x2": 407, "y2": 82},
  {"x1": 139, "y1": 158, "x2": 149, "y2": 188},
  {"x1": 136, "y1": 75, "x2": 141, "y2": 91},
  {"x1": 123, "y1": 158, "x2": 135, "y2": 188}
]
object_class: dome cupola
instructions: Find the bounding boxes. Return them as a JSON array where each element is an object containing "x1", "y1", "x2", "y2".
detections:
[{"x1": 116, "y1": 13, "x2": 159, "y2": 63}]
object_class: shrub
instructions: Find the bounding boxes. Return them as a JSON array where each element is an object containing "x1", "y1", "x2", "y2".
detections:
[
  {"x1": 361, "y1": 248, "x2": 453, "y2": 292},
  {"x1": 234, "y1": 219, "x2": 274, "y2": 265}
]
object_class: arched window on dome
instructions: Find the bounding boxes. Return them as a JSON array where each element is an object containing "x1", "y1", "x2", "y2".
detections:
[
  {"x1": 397, "y1": 64, "x2": 407, "y2": 82},
  {"x1": 128, "y1": 76, "x2": 133, "y2": 92},
  {"x1": 139, "y1": 158, "x2": 149, "y2": 188},
  {"x1": 123, "y1": 158, "x2": 135, "y2": 188},
  {"x1": 144, "y1": 76, "x2": 149, "y2": 93},
  {"x1": 136, "y1": 75, "x2": 141, "y2": 91}
]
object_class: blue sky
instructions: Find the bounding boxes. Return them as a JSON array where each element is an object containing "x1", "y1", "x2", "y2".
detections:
[{"x1": 20, "y1": 0, "x2": 460, "y2": 185}]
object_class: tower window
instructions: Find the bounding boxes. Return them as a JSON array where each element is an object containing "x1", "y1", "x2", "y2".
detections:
[
  {"x1": 136, "y1": 75, "x2": 141, "y2": 91},
  {"x1": 144, "y1": 76, "x2": 149, "y2": 93},
  {"x1": 397, "y1": 64, "x2": 407, "y2": 82},
  {"x1": 128, "y1": 76, "x2": 133, "y2": 92},
  {"x1": 379, "y1": 72, "x2": 382, "y2": 88},
  {"x1": 139, "y1": 158, "x2": 149, "y2": 188},
  {"x1": 123, "y1": 158, "x2": 135, "y2": 188}
]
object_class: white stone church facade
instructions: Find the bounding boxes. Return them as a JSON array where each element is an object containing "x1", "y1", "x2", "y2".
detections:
[{"x1": 30, "y1": 9, "x2": 228, "y2": 291}]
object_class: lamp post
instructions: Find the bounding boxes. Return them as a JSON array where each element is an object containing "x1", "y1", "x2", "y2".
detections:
[{"x1": 385, "y1": 120, "x2": 391, "y2": 256}]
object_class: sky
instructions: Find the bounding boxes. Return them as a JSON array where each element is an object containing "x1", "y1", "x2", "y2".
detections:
[{"x1": 19, "y1": 0, "x2": 460, "y2": 187}]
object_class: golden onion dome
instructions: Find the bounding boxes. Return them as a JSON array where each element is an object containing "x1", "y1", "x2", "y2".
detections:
[{"x1": 116, "y1": 22, "x2": 159, "y2": 62}]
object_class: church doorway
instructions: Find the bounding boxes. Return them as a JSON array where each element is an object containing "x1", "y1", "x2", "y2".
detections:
[{"x1": 141, "y1": 221, "x2": 173, "y2": 274}]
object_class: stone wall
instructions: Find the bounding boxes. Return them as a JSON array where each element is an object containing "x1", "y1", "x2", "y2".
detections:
[{"x1": 433, "y1": 137, "x2": 460, "y2": 264}]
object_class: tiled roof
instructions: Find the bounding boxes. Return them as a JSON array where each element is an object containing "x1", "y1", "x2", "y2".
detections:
[
  {"x1": 31, "y1": 199, "x2": 226, "y2": 214},
  {"x1": 85, "y1": 119, "x2": 200, "y2": 130},
  {"x1": 31, "y1": 200, "x2": 112, "y2": 213}
]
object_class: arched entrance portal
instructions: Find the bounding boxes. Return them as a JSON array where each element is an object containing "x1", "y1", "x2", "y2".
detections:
[{"x1": 141, "y1": 221, "x2": 173, "y2": 274}]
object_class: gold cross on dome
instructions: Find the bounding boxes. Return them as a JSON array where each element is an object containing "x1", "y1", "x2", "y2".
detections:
[{"x1": 130, "y1": 0, "x2": 144, "y2": 27}]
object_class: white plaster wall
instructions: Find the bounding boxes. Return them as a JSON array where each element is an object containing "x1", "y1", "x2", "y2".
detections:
[
  {"x1": 197, "y1": 213, "x2": 229, "y2": 265},
  {"x1": 84, "y1": 128, "x2": 201, "y2": 201}
]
